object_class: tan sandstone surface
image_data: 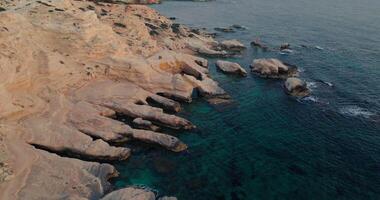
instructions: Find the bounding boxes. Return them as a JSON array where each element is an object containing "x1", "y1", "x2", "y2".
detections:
[{"x1": 0, "y1": 0, "x2": 232, "y2": 199}]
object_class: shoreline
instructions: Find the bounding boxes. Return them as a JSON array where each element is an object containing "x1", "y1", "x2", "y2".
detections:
[{"x1": 0, "y1": 0, "x2": 245, "y2": 199}]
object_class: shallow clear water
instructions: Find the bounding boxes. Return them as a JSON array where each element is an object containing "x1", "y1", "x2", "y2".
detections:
[{"x1": 112, "y1": 0, "x2": 380, "y2": 199}]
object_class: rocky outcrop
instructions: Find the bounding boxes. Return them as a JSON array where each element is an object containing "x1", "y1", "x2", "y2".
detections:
[
  {"x1": 132, "y1": 118, "x2": 160, "y2": 131},
  {"x1": 68, "y1": 101, "x2": 187, "y2": 152},
  {"x1": 214, "y1": 27, "x2": 235, "y2": 33},
  {"x1": 0, "y1": 0, "x2": 228, "y2": 199},
  {"x1": 95, "y1": 0, "x2": 161, "y2": 4},
  {"x1": 219, "y1": 39, "x2": 246, "y2": 52},
  {"x1": 280, "y1": 43, "x2": 291, "y2": 50},
  {"x1": 101, "y1": 187, "x2": 155, "y2": 200},
  {"x1": 250, "y1": 58, "x2": 299, "y2": 79},
  {"x1": 159, "y1": 197, "x2": 178, "y2": 200},
  {"x1": 2, "y1": 141, "x2": 118, "y2": 200},
  {"x1": 251, "y1": 39, "x2": 269, "y2": 50},
  {"x1": 147, "y1": 94, "x2": 181, "y2": 113},
  {"x1": 186, "y1": 36, "x2": 245, "y2": 57},
  {"x1": 284, "y1": 78, "x2": 310, "y2": 97},
  {"x1": 215, "y1": 60, "x2": 247, "y2": 76}
]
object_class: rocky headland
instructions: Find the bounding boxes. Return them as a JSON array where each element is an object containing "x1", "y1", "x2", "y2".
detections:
[{"x1": 0, "y1": 0, "x2": 237, "y2": 199}]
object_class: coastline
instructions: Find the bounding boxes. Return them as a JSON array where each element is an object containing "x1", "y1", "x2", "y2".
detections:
[
  {"x1": 0, "y1": 0, "x2": 243, "y2": 199},
  {"x1": 1, "y1": 0, "x2": 380, "y2": 199}
]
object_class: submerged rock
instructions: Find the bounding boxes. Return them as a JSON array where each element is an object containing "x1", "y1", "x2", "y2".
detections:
[
  {"x1": 153, "y1": 157, "x2": 176, "y2": 174},
  {"x1": 214, "y1": 27, "x2": 235, "y2": 33},
  {"x1": 250, "y1": 58, "x2": 298, "y2": 79},
  {"x1": 215, "y1": 60, "x2": 247, "y2": 76},
  {"x1": 206, "y1": 94, "x2": 232, "y2": 105},
  {"x1": 231, "y1": 24, "x2": 247, "y2": 30},
  {"x1": 284, "y1": 78, "x2": 310, "y2": 97}
]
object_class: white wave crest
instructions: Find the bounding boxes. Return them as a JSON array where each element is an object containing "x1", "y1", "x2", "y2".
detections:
[
  {"x1": 315, "y1": 46, "x2": 324, "y2": 50},
  {"x1": 324, "y1": 81, "x2": 333, "y2": 87},
  {"x1": 307, "y1": 82, "x2": 317, "y2": 89},
  {"x1": 339, "y1": 106, "x2": 375, "y2": 118},
  {"x1": 302, "y1": 96, "x2": 319, "y2": 102}
]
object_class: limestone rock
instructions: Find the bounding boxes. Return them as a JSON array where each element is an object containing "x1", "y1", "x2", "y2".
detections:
[
  {"x1": 284, "y1": 78, "x2": 310, "y2": 97},
  {"x1": 159, "y1": 196, "x2": 178, "y2": 200},
  {"x1": 102, "y1": 101, "x2": 195, "y2": 130},
  {"x1": 280, "y1": 43, "x2": 291, "y2": 50},
  {"x1": 6, "y1": 142, "x2": 118, "y2": 200},
  {"x1": 132, "y1": 118, "x2": 160, "y2": 131},
  {"x1": 0, "y1": 0, "x2": 226, "y2": 199},
  {"x1": 186, "y1": 38, "x2": 228, "y2": 57},
  {"x1": 101, "y1": 187, "x2": 155, "y2": 200},
  {"x1": 96, "y1": 0, "x2": 161, "y2": 4},
  {"x1": 147, "y1": 94, "x2": 181, "y2": 113},
  {"x1": 132, "y1": 129, "x2": 187, "y2": 152},
  {"x1": 250, "y1": 58, "x2": 298, "y2": 79},
  {"x1": 22, "y1": 116, "x2": 131, "y2": 161},
  {"x1": 68, "y1": 101, "x2": 187, "y2": 152},
  {"x1": 215, "y1": 60, "x2": 247, "y2": 76},
  {"x1": 219, "y1": 39, "x2": 246, "y2": 52}
]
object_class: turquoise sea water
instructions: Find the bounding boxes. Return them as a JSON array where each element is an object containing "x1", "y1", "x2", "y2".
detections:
[{"x1": 113, "y1": 0, "x2": 380, "y2": 199}]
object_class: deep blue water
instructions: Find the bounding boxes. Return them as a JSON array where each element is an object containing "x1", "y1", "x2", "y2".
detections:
[{"x1": 113, "y1": 0, "x2": 380, "y2": 199}]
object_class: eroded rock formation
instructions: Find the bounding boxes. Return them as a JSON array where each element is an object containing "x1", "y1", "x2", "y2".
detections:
[
  {"x1": 284, "y1": 77, "x2": 310, "y2": 97},
  {"x1": 250, "y1": 58, "x2": 299, "y2": 79},
  {"x1": 100, "y1": 187, "x2": 156, "y2": 200},
  {"x1": 215, "y1": 60, "x2": 247, "y2": 76},
  {"x1": 0, "y1": 0, "x2": 229, "y2": 199}
]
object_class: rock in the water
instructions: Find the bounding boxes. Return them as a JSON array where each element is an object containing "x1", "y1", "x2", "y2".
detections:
[
  {"x1": 231, "y1": 24, "x2": 246, "y2": 30},
  {"x1": 206, "y1": 94, "x2": 232, "y2": 105},
  {"x1": 101, "y1": 187, "x2": 155, "y2": 200},
  {"x1": 132, "y1": 118, "x2": 160, "y2": 131},
  {"x1": 220, "y1": 39, "x2": 246, "y2": 52},
  {"x1": 284, "y1": 78, "x2": 310, "y2": 97},
  {"x1": 159, "y1": 197, "x2": 178, "y2": 200},
  {"x1": 215, "y1": 60, "x2": 247, "y2": 76},
  {"x1": 280, "y1": 43, "x2": 291, "y2": 50},
  {"x1": 250, "y1": 39, "x2": 269, "y2": 50},
  {"x1": 214, "y1": 27, "x2": 235, "y2": 33},
  {"x1": 250, "y1": 58, "x2": 298, "y2": 79}
]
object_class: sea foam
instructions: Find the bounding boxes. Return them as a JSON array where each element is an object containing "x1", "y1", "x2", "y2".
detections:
[{"x1": 339, "y1": 106, "x2": 375, "y2": 118}]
